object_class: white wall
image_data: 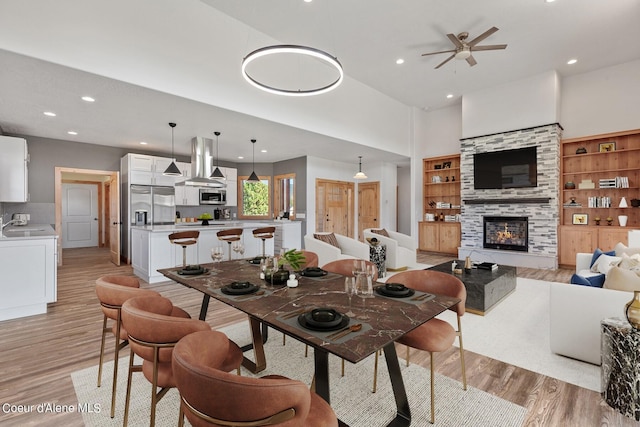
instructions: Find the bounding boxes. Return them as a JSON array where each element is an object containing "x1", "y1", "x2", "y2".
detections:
[
  {"x1": 462, "y1": 70, "x2": 561, "y2": 139},
  {"x1": 560, "y1": 59, "x2": 640, "y2": 139}
]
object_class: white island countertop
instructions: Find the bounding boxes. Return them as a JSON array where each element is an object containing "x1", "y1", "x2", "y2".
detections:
[
  {"x1": 1, "y1": 224, "x2": 58, "y2": 240},
  {"x1": 131, "y1": 220, "x2": 299, "y2": 233}
]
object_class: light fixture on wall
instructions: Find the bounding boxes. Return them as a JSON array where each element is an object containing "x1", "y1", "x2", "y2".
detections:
[
  {"x1": 210, "y1": 131, "x2": 224, "y2": 178},
  {"x1": 248, "y1": 139, "x2": 260, "y2": 181},
  {"x1": 354, "y1": 156, "x2": 367, "y2": 179},
  {"x1": 242, "y1": 45, "x2": 343, "y2": 96},
  {"x1": 163, "y1": 122, "x2": 182, "y2": 176}
]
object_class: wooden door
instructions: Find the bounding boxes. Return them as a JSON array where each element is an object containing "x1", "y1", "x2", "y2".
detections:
[
  {"x1": 358, "y1": 182, "x2": 380, "y2": 241},
  {"x1": 108, "y1": 173, "x2": 121, "y2": 266},
  {"x1": 315, "y1": 179, "x2": 354, "y2": 237}
]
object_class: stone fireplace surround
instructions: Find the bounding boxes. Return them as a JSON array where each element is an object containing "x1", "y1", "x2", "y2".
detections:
[{"x1": 458, "y1": 123, "x2": 562, "y2": 269}]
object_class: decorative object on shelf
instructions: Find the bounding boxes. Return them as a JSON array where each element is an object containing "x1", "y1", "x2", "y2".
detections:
[
  {"x1": 607, "y1": 216, "x2": 614, "y2": 226},
  {"x1": 632, "y1": 199, "x2": 640, "y2": 207},
  {"x1": 248, "y1": 139, "x2": 260, "y2": 182},
  {"x1": 353, "y1": 156, "x2": 367, "y2": 180},
  {"x1": 442, "y1": 161, "x2": 452, "y2": 169},
  {"x1": 439, "y1": 212, "x2": 444, "y2": 221},
  {"x1": 434, "y1": 164, "x2": 442, "y2": 170},
  {"x1": 575, "y1": 147, "x2": 587, "y2": 154},
  {"x1": 163, "y1": 122, "x2": 182, "y2": 176},
  {"x1": 210, "y1": 131, "x2": 224, "y2": 178},
  {"x1": 572, "y1": 213, "x2": 588, "y2": 225},
  {"x1": 599, "y1": 142, "x2": 616, "y2": 152},
  {"x1": 620, "y1": 197, "x2": 628, "y2": 208},
  {"x1": 242, "y1": 45, "x2": 343, "y2": 96},
  {"x1": 578, "y1": 179, "x2": 595, "y2": 189},
  {"x1": 445, "y1": 176, "x2": 450, "y2": 182},
  {"x1": 451, "y1": 176, "x2": 455, "y2": 182},
  {"x1": 619, "y1": 215, "x2": 629, "y2": 227},
  {"x1": 464, "y1": 256, "x2": 472, "y2": 272},
  {"x1": 563, "y1": 197, "x2": 581, "y2": 208},
  {"x1": 625, "y1": 291, "x2": 640, "y2": 329},
  {"x1": 564, "y1": 181, "x2": 576, "y2": 189},
  {"x1": 594, "y1": 216, "x2": 601, "y2": 226}
]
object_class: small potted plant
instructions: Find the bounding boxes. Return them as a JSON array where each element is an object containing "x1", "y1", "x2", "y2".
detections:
[{"x1": 278, "y1": 249, "x2": 307, "y2": 272}]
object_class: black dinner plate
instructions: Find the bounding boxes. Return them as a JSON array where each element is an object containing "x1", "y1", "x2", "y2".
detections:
[
  {"x1": 221, "y1": 281, "x2": 260, "y2": 295},
  {"x1": 177, "y1": 265, "x2": 208, "y2": 276},
  {"x1": 375, "y1": 283, "x2": 415, "y2": 298},
  {"x1": 298, "y1": 309, "x2": 349, "y2": 331},
  {"x1": 300, "y1": 267, "x2": 327, "y2": 277}
]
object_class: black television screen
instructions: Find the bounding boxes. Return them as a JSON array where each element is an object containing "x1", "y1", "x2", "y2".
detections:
[{"x1": 473, "y1": 146, "x2": 537, "y2": 189}]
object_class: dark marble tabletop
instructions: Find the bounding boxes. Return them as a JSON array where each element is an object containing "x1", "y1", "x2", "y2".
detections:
[{"x1": 159, "y1": 259, "x2": 459, "y2": 364}]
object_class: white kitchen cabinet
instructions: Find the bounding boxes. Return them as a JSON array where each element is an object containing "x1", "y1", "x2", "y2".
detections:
[
  {"x1": 175, "y1": 185, "x2": 200, "y2": 206},
  {"x1": 176, "y1": 162, "x2": 191, "y2": 183},
  {"x1": 0, "y1": 136, "x2": 29, "y2": 202},
  {"x1": 221, "y1": 167, "x2": 238, "y2": 207},
  {"x1": 131, "y1": 228, "x2": 197, "y2": 283},
  {"x1": 0, "y1": 234, "x2": 57, "y2": 320},
  {"x1": 124, "y1": 153, "x2": 177, "y2": 186}
]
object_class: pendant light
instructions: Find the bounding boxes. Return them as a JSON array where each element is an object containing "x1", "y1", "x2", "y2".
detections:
[
  {"x1": 354, "y1": 156, "x2": 367, "y2": 179},
  {"x1": 248, "y1": 139, "x2": 260, "y2": 182},
  {"x1": 163, "y1": 122, "x2": 181, "y2": 176},
  {"x1": 210, "y1": 131, "x2": 225, "y2": 178}
]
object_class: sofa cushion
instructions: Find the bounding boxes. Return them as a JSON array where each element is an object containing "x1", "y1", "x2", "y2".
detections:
[
  {"x1": 313, "y1": 233, "x2": 340, "y2": 249},
  {"x1": 370, "y1": 228, "x2": 390, "y2": 238},
  {"x1": 604, "y1": 266, "x2": 640, "y2": 292},
  {"x1": 590, "y1": 248, "x2": 615, "y2": 268},
  {"x1": 590, "y1": 254, "x2": 622, "y2": 274},
  {"x1": 615, "y1": 242, "x2": 640, "y2": 258},
  {"x1": 619, "y1": 252, "x2": 640, "y2": 271},
  {"x1": 570, "y1": 273, "x2": 605, "y2": 288}
]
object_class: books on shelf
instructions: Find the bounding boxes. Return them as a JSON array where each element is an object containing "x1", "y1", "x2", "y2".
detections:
[
  {"x1": 588, "y1": 196, "x2": 612, "y2": 208},
  {"x1": 598, "y1": 177, "x2": 629, "y2": 188}
]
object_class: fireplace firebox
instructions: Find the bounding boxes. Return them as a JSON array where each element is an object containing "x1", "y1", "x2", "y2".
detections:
[{"x1": 483, "y1": 216, "x2": 528, "y2": 252}]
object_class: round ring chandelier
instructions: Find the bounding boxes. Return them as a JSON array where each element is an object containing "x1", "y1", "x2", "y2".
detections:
[{"x1": 242, "y1": 45, "x2": 343, "y2": 97}]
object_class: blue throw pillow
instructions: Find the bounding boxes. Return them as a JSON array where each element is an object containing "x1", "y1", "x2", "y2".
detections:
[
  {"x1": 590, "y1": 248, "x2": 615, "y2": 268},
  {"x1": 570, "y1": 273, "x2": 605, "y2": 288}
]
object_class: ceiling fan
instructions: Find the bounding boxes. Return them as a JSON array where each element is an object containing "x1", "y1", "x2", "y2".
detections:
[{"x1": 421, "y1": 26, "x2": 507, "y2": 69}]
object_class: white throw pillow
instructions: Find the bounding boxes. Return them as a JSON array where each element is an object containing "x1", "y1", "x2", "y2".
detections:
[
  {"x1": 604, "y1": 266, "x2": 640, "y2": 292},
  {"x1": 619, "y1": 252, "x2": 640, "y2": 271},
  {"x1": 590, "y1": 254, "x2": 622, "y2": 274},
  {"x1": 615, "y1": 242, "x2": 640, "y2": 257}
]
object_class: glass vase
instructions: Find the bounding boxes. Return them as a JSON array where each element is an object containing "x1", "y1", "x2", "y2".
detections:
[{"x1": 625, "y1": 291, "x2": 640, "y2": 329}]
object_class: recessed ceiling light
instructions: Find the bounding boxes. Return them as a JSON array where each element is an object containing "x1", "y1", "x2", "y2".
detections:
[
  {"x1": 44, "y1": 111, "x2": 56, "y2": 117},
  {"x1": 261, "y1": 149, "x2": 267, "y2": 153},
  {"x1": 67, "y1": 131, "x2": 78, "y2": 135},
  {"x1": 567, "y1": 58, "x2": 577, "y2": 65},
  {"x1": 545, "y1": 0, "x2": 556, "y2": 3},
  {"x1": 139, "y1": 141, "x2": 148, "y2": 145},
  {"x1": 81, "y1": 96, "x2": 95, "y2": 102},
  {"x1": 446, "y1": 94, "x2": 454, "y2": 99},
  {"x1": 396, "y1": 58, "x2": 405, "y2": 65},
  {"x1": 238, "y1": 156, "x2": 244, "y2": 159},
  {"x1": 304, "y1": 0, "x2": 312, "y2": 2}
]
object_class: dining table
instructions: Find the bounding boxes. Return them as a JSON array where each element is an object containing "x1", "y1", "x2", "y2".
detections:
[{"x1": 158, "y1": 259, "x2": 459, "y2": 427}]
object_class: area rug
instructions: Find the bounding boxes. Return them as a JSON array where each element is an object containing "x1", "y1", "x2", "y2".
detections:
[
  {"x1": 437, "y1": 277, "x2": 601, "y2": 392},
  {"x1": 72, "y1": 322, "x2": 527, "y2": 427}
]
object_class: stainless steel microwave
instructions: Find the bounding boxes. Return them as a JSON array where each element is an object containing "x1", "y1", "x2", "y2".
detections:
[{"x1": 199, "y1": 188, "x2": 226, "y2": 205}]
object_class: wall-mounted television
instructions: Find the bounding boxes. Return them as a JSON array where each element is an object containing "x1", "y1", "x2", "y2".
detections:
[{"x1": 473, "y1": 146, "x2": 537, "y2": 189}]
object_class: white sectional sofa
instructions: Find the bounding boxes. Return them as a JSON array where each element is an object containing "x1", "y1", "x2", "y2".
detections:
[
  {"x1": 303, "y1": 233, "x2": 370, "y2": 268},
  {"x1": 549, "y1": 252, "x2": 632, "y2": 365}
]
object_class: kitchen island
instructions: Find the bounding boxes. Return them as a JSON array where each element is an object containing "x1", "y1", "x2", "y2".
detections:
[
  {"x1": 0, "y1": 224, "x2": 58, "y2": 321},
  {"x1": 131, "y1": 220, "x2": 302, "y2": 283}
]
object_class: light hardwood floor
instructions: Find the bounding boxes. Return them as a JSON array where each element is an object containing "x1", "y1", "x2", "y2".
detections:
[{"x1": 0, "y1": 248, "x2": 634, "y2": 426}]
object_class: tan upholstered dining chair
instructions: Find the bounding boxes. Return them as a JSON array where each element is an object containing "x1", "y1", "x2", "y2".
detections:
[
  {"x1": 173, "y1": 330, "x2": 338, "y2": 427},
  {"x1": 121, "y1": 295, "x2": 243, "y2": 427}
]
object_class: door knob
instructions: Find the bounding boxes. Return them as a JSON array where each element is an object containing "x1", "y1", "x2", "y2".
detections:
[{"x1": 94, "y1": 218, "x2": 98, "y2": 220}]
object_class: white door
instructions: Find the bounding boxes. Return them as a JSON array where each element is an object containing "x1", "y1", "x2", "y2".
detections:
[{"x1": 62, "y1": 183, "x2": 99, "y2": 248}]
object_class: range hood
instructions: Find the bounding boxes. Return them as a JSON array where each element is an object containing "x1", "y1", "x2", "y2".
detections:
[{"x1": 176, "y1": 137, "x2": 226, "y2": 188}]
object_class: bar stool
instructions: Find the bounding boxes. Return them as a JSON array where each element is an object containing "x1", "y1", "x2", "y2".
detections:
[
  {"x1": 217, "y1": 228, "x2": 243, "y2": 261},
  {"x1": 252, "y1": 226, "x2": 276, "y2": 257},
  {"x1": 169, "y1": 230, "x2": 199, "y2": 267}
]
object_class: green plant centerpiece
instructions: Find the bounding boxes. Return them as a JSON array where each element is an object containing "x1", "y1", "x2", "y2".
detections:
[{"x1": 268, "y1": 249, "x2": 306, "y2": 285}]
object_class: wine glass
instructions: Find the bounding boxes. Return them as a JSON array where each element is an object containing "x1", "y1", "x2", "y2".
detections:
[
  {"x1": 344, "y1": 276, "x2": 356, "y2": 317},
  {"x1": 263, "y1": 256, "x2": 276, "y2": 289},
  {"x1": 355, "y1": 270, "x2": 373, "y2": 320},
  {"x1": 211, "y1": 246, "x2": 224, "y2": 263},
  {"x1": 232, "y1": 241, "x2": 245, "y2": 258}
]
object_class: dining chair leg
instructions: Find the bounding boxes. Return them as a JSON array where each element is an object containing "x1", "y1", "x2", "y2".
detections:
[
  {"x1": 97, "y1": 315, "x2": 108, "y2": 387},
  {"x1": 304, "y1": 344, "x2": 309, "y2": 358},
  {"x1": 178, "y1": 403, "x2": 185, "y2": 427},
  {"x1": 123, "y1": 348, "x2": 136, "y2": 427},
  {"x1": 406, "y1": 345, "x2": 410, "y2": 367},
  {"x1": 282, "y1": 334, "x2": 286, "y2": 346},
  {"x1": 430, "y1": 351, "x2": 435, "y2": 424},
  {"x1": 457, "y1": 316, "x2": 468, "y2": 390},
  {"x1": 109, "y1": 312, "x2": 125, "y2": 418},
  {"x1": 341, "y1": 358, "x2": 345, "y2": 377},
  {"x1": 372, "y1": 351, "x2": 379, "y2": 393}
]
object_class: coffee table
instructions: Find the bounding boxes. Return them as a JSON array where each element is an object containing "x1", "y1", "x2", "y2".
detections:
[{"x1": 427, "y1": 261, "x2": 516, "y2": 315}]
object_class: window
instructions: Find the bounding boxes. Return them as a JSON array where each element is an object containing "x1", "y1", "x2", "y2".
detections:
[
  {"x1": 238, "y1": 176, "x2": 271, "y2": 219},
  {"x1": 274, "y1": 173, "x2": 295, "y2": 219}
]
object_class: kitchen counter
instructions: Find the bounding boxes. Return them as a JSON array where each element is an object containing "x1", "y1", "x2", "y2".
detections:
[
  {"x1": 0, "y1": 224, "x2": 58, "y2": 321},
  {"x1": 131, "y1": 220, "x2": 302, "y2": 283},
  {"x1": 1, "y1": 223, "x2": 58, "y2": 239}
]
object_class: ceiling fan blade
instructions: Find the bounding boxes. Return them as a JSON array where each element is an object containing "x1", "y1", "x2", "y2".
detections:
[
  {"x1": 466, "y1": 55, "x2": 478, "y2": 67},
  {"x1": 467, "y1": 26, "x2": 499, "y2": 47},
  {"x1": 446, "y1": 33, "x2": 464, "y2": 48},
  {"x1": 435, "y1": 54, "x2": 455, "y2": 69},
  {"x1": 472, "y1": 44, "x2": 508, "y2": 51},
  {"x1": 421, "y1": 49, "x2": 456, "y2": 57}
]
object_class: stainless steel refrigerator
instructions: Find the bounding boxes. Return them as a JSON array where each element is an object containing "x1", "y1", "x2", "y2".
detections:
[{"x1": 130, "y1": 185, "x2": 176, "y2": 225}]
